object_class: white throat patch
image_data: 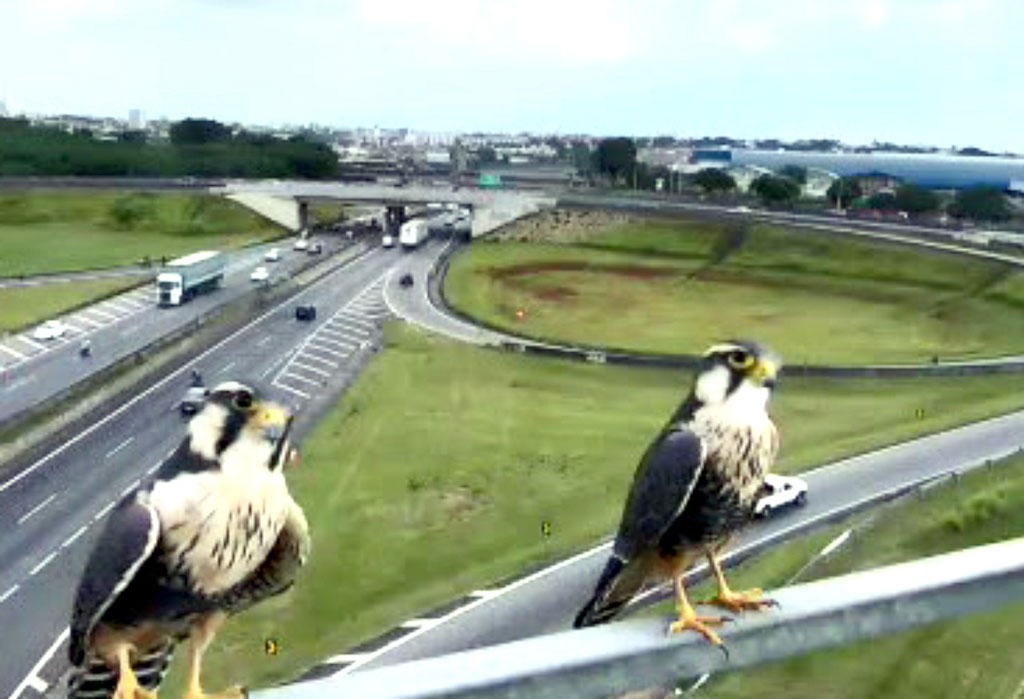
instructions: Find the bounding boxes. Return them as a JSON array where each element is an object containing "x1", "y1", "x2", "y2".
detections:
[{"x1": 694, "y1": 365, "x2": 771, "y2": 417}]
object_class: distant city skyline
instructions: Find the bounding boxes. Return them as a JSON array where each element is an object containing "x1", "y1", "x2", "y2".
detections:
[{"x1": 1, "y1": 0, "x2": 1021, "y2": 152}]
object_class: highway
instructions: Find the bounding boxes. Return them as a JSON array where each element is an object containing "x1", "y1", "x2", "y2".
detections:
[
  {"x1": 1, "y1": 243, "x2": 410, "y2": 699},
  {"x1": 6, "y1": 202, "x2": 1024, "y2": 696},
  {"x1": 0, "y1": 236, "x2": 347, "y2": 426}
]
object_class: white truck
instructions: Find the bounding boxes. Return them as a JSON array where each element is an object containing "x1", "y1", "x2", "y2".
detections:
[
  {"x1": 157, "y1": 250, "x2": 226, "y2": 306},
  {"x1": 399, "y1": 219, "x2": 430, "y2": 250}
]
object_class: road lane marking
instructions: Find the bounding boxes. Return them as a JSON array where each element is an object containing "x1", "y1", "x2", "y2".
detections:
[
  {"x1": 298, "y1": 352, "x2": 339, "y2": 368},
  {"x1": 219, "y1": 360, "x2": 237, "y2": 374},
  {"x1": 282, "y1": 372, "x2": 320, "y2": 386},
  {"x1": 335, "y1": 313, "x2": 375, "y2": 329},
  {"x1": 309, "y1": 336, "x2": 357, "y2": 350},
  {"x1": 315, "y1": 326, "x2": 355, "y2": 341},
  {"x1": 0, "y1": 584, "x2": 18, "y2": 604},
  {"x1": 291, "y1": 361, "x2": 330, "y2": 377},
  {"x1": 121, "y1": 479, "x2": 140, "y2": 497},
  {"x1": 94, "y1": 501, "x2": 116, "y2": 521},
  {"x1": 17, "y1": 335, "x2": 47, "y2": 351},
  {"x1": 257, "y1": 335, "x2": 273, "y2": 347},
  {"x1": 114, "y1": 296, "x2": 146, "y2": 309},
  {"x1": 28, "y1": 550, "x2": 58, "y2": 576},
  {"x1": 306, "y1": 341, "x2": 348, "y2": 357},
  {"x1": 0, "y1": 343, "x2": 28, "y2": 360},
  {"x1": 62, "y1": 524, "x2": 89, "y2": 549},
  {"x1": 83, "y1": 307, "x2": 117, "y2": 322},
  {"x1": 328, "y1": 320, "x2": 371, "y2": 335},
  {"x1": 105, "y1": 436, "x2": 135, "y2": 459},
  {"x1": 147, "y1": 461, "x2": 163, "y2": 475},
  {"x1": 273, "y1": 382, "x2": 311, "y2": 399},
  {"x1": 0, "y1": 243, "x2": 380, "y2": 495},
  {"x1": 27, "y1": 675, "x2": 48, "y2": 693},
  {"x1": 10, "y1": 627, "x2": 69, "y2": 699},
  {"x1": 70, "y1": 313, "x2": 102, "y2": 328},
  {"x1": 61, "y1": 319, "x2": 89, "y2": 334},
  {"x1": 101, "y1": 299, "x2": 136, "y2": 314},
  {"x1": 17, "y1": 493, "x2": 56, "y2": 525}
]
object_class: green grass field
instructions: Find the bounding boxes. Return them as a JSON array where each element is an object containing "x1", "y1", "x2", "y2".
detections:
[
  {"x1": 0, "y1": 279, "x2": 140, "y2": 333},
  {"x1": 445, "y1": 218, "x2": 1024, "y2": 364},
  {"x1": 684, "y1": 453, "x2": 1024, "y2": 699},
  {"x1": 0, "y1": 190, "x2": 284, "y2": 276},
  {"x1": 157, "y1": 325, "x2": 1024, "y2": 691}
]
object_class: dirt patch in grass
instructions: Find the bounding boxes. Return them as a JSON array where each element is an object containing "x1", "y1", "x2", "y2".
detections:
[{"x1": 487, "y1": 260, "x2": 678, "y2": 280}]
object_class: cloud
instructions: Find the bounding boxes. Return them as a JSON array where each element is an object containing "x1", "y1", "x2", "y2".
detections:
[{"x1": 356, "y1": 0, "x2": 636, "y2": 64}]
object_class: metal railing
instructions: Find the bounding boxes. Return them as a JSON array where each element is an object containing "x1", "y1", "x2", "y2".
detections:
[{"x1": 257, "y1": 537, "x2": 1024, "y2": 699}]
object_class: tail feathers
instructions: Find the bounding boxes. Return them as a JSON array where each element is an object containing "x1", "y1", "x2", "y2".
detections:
[
  {"x1": 574, "y1": 555, "x2": 645, "y2": 628},
  {"x1": 68, "y1": 641, "x2": 174, "y2": 699}
]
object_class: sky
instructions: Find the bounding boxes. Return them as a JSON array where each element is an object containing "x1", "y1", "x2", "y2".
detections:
[{"x1": 1, "y1": 0, "x2": 1022, "y2": 151}]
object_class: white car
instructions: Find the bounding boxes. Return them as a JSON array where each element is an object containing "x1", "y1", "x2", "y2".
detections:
[
  {"x1": 250, "y1": 266, "x2": 270, "y2": 282},
  {"x1": 264, "y1": 247, "x2": 281, "y2": 262},
  {"x1": 33, "y1": 319, "x2": 68, "y2": 341},
  {"x1": 382, "y1": 234, "x2": 395, "y2": 248},
  {"x1": 754, "y1": 474, "x2": 808, "y2": 518},
  {"x1": 293, "y1": 238, "x2": 309, "y2": 251}
]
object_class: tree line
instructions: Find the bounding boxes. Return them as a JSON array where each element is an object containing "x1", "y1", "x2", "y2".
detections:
[{"x1": 0, "y1": 117, "x2": 338, "y2": 179}]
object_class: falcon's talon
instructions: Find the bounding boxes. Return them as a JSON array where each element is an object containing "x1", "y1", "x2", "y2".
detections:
[
  {"x1": 707, "y1": 588, "x2": 776, "y2": 613},
  {"x1": 668, "y1": 617, "x2": 725, "y2": 647}
]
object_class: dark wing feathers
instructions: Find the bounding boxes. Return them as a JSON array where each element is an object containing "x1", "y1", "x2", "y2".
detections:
[
  {"x1": 575, "y1": 427, "x2": 704, "y2": 627},
  {"x1": 613, "y1": 427, "x2": 704, "y2": 560},
  {"x1": 69, "y1": 496, "x2": 160, "y2": 666}
]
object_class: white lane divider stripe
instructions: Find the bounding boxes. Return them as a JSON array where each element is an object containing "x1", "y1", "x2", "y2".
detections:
[
  {"x1": 17, "y1": 493, "x2": 56, "y2": 525},
  {"x1": 62, "y1": 524, "x2": 89, "y2": 549},
  {"x1": 94, "y1": 501, "x2": 116, "y2": 522},
  {"x1": 105, "y1": 436, "x2": 134, "y2": 459},
  {"x1": 28, "y1": 550, "x2": 58, "y2": 576}
]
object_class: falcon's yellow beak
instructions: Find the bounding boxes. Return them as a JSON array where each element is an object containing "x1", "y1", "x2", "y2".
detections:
[{"x1": 750, "y1": 358, "x2": 778, "y2": 387}]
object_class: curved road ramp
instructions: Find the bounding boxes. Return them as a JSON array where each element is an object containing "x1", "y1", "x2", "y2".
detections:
[{"x1": 256, "y1": 537, "x2": 1024, "y2": 699}]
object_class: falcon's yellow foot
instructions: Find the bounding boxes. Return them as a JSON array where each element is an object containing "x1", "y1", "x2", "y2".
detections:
[
  {"x1": 668, "y1": 605, "x2": 729, "y2": 647},
  {"x1": 705, "y1": 586, "x2": 777, "y2": 613},
  {"x1": 111, "y1": 647, "x2": 158, "y2": 699},
  {"x1": 113, "y1": 673, "x2": 157, "y2": 699},
  {"x1": 182, "y1": 685, "x2": 246, "y2": 699}
]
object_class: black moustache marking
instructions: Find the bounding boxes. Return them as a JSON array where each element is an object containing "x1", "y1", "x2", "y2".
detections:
[{"x1": 269, "y1": 416, "x2": 295, "y2": 468}]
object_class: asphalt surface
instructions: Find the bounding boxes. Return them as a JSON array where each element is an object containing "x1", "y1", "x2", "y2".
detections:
[
  {"x1": 0, "y1": 242, "x2": 413, "y2": 699},
  {"x1": 0, "y1": 237, "x2": 347, "y2": 426}
]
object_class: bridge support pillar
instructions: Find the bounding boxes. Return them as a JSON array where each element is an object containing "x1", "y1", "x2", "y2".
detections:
[
  {"x1": 298, "y1": 200, "x2": 310, "y2": 233},
  {"x1": 385, "y1": 205, "x2": 406, "y2": 235}
]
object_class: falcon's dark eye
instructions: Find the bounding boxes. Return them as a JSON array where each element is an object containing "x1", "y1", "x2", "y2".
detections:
[
  {"x1": 727, "y1": 350, "x2": 754, "y2": 369},
  {"x1": 233, "y1": 390, "x2": 254, "y2": 410}
]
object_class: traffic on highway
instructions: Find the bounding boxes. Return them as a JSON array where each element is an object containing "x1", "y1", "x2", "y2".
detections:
[{"x1": 3, "y1": 193, "x2": 1023, "y2": 699}]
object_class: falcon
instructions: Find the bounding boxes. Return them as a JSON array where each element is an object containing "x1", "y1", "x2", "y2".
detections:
[
  {"x1": 68, "y1": 381, "x2": 310, "y2": 699},
  {"x1": 574, "y1": 341, "x2": 781, "y2": 647}
]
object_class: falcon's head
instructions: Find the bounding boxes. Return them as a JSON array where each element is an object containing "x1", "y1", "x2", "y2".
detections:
[
  {"x1": 187, "y1": 381, "x2": 297, "y2": 473},
  {"x1": 692, "y1": 341, "x2": 781, "y2": 411}
]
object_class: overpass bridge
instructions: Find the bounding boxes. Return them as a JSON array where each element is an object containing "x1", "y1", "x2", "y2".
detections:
[{"x1": 212, "y1": 181, "x2": 556, "y2": 237}]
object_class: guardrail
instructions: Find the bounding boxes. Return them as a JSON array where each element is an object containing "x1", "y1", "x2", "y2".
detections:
[{"x1": 257, "y1": 536, "x2": 1024, "y2": 699}]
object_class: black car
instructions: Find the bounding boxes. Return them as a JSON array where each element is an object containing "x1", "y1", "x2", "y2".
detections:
[{"x1": 296, "y1": 305, "x2": 317, "y2": 321}]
